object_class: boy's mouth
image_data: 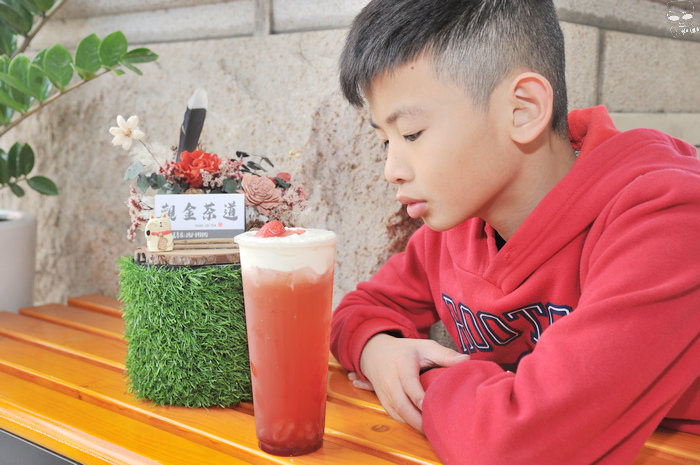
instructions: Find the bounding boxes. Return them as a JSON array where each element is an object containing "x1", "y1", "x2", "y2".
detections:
[
  {"x1": 398, "y1": 196, "x2": 428, "y2": 219},
  {"x1": 406, "y1": 201, "x2": 428, "y2": 219}
]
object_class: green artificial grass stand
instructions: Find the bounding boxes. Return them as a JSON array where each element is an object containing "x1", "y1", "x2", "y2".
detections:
[{"x1": 117, "y1": 256, "x2": 252, "y2": 407}]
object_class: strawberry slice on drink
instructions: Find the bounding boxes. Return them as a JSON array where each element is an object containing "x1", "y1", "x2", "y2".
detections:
[{"x1": 254, "y1": 221, "x2": 306, "y2": 238}]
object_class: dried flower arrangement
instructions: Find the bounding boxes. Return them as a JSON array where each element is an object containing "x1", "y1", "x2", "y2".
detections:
[
  {"x1": 109, "y1": 91, "x2": 309, "y2": 240},
  {"x1": 112, "y1": 89, "x2": 312, "y2": 407}
]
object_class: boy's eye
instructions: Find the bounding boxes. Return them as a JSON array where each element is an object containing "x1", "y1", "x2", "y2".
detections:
[{"x1": 404, "y1": 131, "x2": 423, "y2": 142}]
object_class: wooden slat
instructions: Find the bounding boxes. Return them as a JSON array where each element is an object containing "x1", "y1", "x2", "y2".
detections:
[
  {"x1": 642, "y1": 428, "x2": 700, "y2": 463},
  {"x1": 66, "y1": 294, "x2": 123, "y2": 317},
  {"x1": 0, "y1": 372, "x2": 250, "y2": 465},
  {"x1": 327, "y1": 370, "x2": 385, "y2": 414},
  {"x1": 631, "y1": 447, "x2": 694, "y2": 465},
  {"x1": 323, "y1": 401, "x2": 440, "y2": 464},
  {"x1": 19, "y1": 303, "x2": 124, "y2": 340},
  {"x1": 0, "y1": 337, "x2": 408, "y2": 464},
  {"x1": 0, "y1": 312, "x2": 125, "y2": 372}
]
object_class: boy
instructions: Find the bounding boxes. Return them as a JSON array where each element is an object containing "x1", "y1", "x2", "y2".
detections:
[{"x1": 330, "y1": 0, "x2": 700, "y2": 464}]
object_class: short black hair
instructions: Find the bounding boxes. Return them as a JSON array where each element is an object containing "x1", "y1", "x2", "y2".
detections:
[{"x1": 339, "y1": 0, "x2": 569, "y2": 138}]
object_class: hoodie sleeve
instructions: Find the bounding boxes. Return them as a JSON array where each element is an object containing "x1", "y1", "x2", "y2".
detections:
[
  {"x1": 420, "y1": 170, "x2": 700, "y2": 465},
  {"x1": 330, "y1": 225, "x2": 441, "y2": 377}
]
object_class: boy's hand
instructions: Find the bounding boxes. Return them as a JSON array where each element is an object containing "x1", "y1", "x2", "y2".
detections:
[{"x1": 351, "y1": 333, "x2": 470, "y2": 432}]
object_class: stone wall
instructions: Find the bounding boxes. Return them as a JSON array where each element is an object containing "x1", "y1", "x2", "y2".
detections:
[{"x1": 1, "y1": 0, "x2": 698, "y2": 311}]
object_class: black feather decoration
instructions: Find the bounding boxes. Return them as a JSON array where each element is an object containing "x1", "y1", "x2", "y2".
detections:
[{"x1": 176, "y1": 88, "x2": 208, "y2": 161}]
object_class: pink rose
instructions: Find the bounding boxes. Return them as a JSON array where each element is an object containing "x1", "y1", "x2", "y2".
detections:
[{"x1": 239, "y1": 175, "x2": 282, "y2": 216}]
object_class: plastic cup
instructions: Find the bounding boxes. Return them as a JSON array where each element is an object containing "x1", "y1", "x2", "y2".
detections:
[{"x1": 234, "y1": 228, "x2": 338, "y2": 456}]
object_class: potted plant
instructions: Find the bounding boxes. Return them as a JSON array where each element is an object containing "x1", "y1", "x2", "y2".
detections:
[{"x1": 0, "y1": 0, "x2": 158, "y2": 311}]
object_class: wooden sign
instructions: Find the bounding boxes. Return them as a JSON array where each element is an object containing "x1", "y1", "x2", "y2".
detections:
[
  {"x1": 134, "y1": 238, "x2": 240, "y2": 266},
  {"x1": 154, "y1": 193, "x2": 245, "y2": 240}
]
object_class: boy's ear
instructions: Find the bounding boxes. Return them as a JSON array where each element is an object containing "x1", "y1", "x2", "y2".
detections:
[{"x1": 507, "y1": 72, "x2": 554, "y2": 145}]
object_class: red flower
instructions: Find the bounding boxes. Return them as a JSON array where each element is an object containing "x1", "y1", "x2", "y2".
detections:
[
  {"x1": 276, "y1": 172, "x2": 292, "y2": 183},
  {"x1": 174, "y1": 150, "x2": 221, "y2": 188}
]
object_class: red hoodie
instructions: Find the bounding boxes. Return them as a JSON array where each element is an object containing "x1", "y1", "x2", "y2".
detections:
[{"x1": 330, "y1": 106, "x2": 700, "y2": 464}]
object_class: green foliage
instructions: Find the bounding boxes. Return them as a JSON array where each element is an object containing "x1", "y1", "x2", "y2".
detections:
[
  {"x1": 0, "y1": 0, "x2": 158, "y2": 197},
  {"x1": 117, "y1": 257, "x2": 252, "y2": 407},
  {"x1": 0, "y1": 142, "x2": 57, "y2": 196}
]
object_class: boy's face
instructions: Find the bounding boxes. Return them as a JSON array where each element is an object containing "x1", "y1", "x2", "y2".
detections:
[{"x1": 367, "y1": 58, "x2": 517, "y2": 232}]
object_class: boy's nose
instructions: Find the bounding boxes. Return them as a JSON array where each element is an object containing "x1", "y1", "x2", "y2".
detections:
[{"x1": 384, "y1": 148, "x2": 413, "y2": 184}]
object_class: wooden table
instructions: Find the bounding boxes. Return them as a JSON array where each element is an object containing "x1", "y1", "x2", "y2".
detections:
[{"x1": 0, "y1": 295, "x2": 698, "y2": 464}]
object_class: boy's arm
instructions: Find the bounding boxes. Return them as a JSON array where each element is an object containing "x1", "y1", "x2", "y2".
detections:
[
  {"x1": 330, "y1": 225, "x2": 470, "y2": 431},
  {"x1": 419, "y1": 171, "x2": 700, "y2": 464},
  {"x1": 330, "y1": 225, "x2": 442, "y2": 376},
  {"x1": 356, "y1": 332, "x2": 469, "y2": 431}
]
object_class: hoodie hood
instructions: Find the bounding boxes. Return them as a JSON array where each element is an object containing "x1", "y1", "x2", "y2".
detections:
[{"x1": 484, "y1": 105, "x2": 700, "y2": 293}]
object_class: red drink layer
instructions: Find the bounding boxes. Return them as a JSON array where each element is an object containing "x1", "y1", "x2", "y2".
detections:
[{"x1": 242, "y1": 265, "x2": 334, "y2": 456}]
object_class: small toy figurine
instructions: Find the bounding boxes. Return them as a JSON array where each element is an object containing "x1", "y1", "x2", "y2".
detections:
[{"x1": 145, "y1": 213, "x2": 174, "y2": 252}]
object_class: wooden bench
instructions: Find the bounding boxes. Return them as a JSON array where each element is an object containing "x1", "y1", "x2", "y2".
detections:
[{"x1": 0, "y1": 295, "x2": 697, "y2": 464}]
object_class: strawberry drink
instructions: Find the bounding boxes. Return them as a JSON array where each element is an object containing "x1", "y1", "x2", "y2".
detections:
[{"x1": 234, "y1": 223, "x2": 338, "y2": 456}]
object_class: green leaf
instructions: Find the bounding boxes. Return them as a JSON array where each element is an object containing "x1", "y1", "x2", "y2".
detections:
[
  {"x1": 33, "y1": 0, "x2": 54, "y2": 12},
  {"x1": 0, "y1": 70, "x2": 35, "y2": 99},
  {"x1": 27, "y1": 175, "x2": 58, "y2": 195},
  {"x1": 0, "y1": 151, "x2": 8, "y2": 184},
  {"x1": 7, "y1": 53, "x2": 38, "y2": 103},
  {"x1": 122, "y1": 47, "x2": 158, "y2": 64},
  {"x1": 112, "y1": 68, "x2": 124, "y2": 76},
  {"x1": 18, "y1": 142, "x2": 33, "y2": 176},
  {"x1": 117, "y1": 46, "x2": 159, "y2": 77},
  {"x1": 0, "y1": 3, "x2": 32, "y2": 35},
  {"x1": 246, "y1": 161, "x2": 264, "y2": 171},
  {"x1": 75, "y1": 68, "x2": 95, "y2": 81},
  {"x1": 222, "y1": 178, "x2": 238, "y2": 193},
  {"x1": 158, "y1": 183, "x2": 183, "y2": 195},
  {"x1": 0, "y1": 22, "x2": 17, "y2": 56},
  {"x1": 28, "y1": 50, "x2": 51, "y2": 102},
  {"x1": 99, "y1": 31, "x2": 127, "y2": 69},
  {"x1": 145, "y1": 172, "x2": 165, "y2": 189},
  {"x1": 136, "y1": 173, "x2": 149, "y2": 192},
  {"x1": 120, "y1": 60, "x2": 141, "y2": 76},
  {"x1": 124, "y1": 161, "x2": 144, "y2": 180},
  {"x1": 0, "y1": 104, "x2": 12, "y2": 123},
  {"x1": 75, "y1": 33, "x2": 101, "y2": 75},
  {"x1": 43, "y1": 43, "x2": 73, "y2": 90},
  {"x1": 9, "y1": 182, "x2": 24, "y2": 197},
  {"x1": 7, "y1": 141, "x2": 21, "y2": 177},
  {"x1": 0, "y1": 86, "x2": 28, "y2": 112},
  {"x1": 17, "y1": 0, "x2": 42, "y2": 16},
  {"x1": 168, "y1": 183, "x2": 182, "y2": 194},
  {"x1": 274, "y1": 176, "x2": 291, "y2": 190},
  {"x1": 154, "y1": 174, "x2": 166, "y2": 189},
  {"x1": 0, "y1": 54, "x2": 11, "y2": 121}
]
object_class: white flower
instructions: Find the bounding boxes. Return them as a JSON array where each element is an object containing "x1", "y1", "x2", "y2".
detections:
[{"x1": 109, "y1": 115, "x2": 145, "y2": 151}]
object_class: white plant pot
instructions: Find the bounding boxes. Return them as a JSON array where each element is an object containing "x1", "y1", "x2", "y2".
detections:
[{"x1": 0, "y1": 210, "x2": 37, "y2": 313}]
